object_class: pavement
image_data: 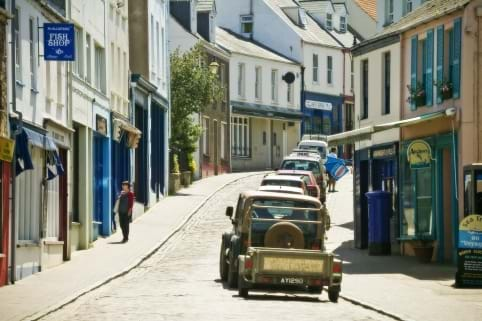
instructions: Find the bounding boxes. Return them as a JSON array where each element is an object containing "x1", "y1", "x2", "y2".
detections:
[
  {"x1": 0, "y1": 172, "x2": 262, "y2": 321},
  {"x1": 325, "y1": 174, "x2": 482, "y2": 321},
  {"x1": 1, "y1": 171, "x2": 482, "y2": 321}
]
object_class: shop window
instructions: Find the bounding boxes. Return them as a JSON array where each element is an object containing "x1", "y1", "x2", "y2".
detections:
[{"x1": 231, "y1": 116, "x2": 250, "y2": 157}]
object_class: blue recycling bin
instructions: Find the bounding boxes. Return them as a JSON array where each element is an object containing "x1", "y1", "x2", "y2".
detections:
[{"x1": 365, "y1": 191, "x2": 392, "y2": 255}]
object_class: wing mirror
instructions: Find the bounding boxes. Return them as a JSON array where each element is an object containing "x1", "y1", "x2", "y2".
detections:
[{"x1": 226, "y1": 206, "x2": 234, "y2": 217}]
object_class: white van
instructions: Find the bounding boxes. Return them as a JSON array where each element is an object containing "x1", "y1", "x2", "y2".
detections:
[{"x1": 297, "y1": 135, "x2": 328, "y2": 163}]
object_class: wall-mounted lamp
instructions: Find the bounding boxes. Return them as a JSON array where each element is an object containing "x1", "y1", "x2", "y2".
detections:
[{"x1": 209, "y1": 61, "x2": 219, "y2": 75}]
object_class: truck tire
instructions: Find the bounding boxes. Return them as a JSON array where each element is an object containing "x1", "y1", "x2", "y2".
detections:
[
  {"x1": 227, "y1": 251, "x2": 238, "y2": 288},
  {"x1": 264, "y1": 222, "x2": 305, "y2": 249},
  {"x1": 328, "y1": 286, "x2": 340, "y2": 303},
  {"x1": 219, "y1": 237, "x2": 229, "y2": 281},
  {"x1": 238, "y1": 274, "x2": 249, "y2": 298}
]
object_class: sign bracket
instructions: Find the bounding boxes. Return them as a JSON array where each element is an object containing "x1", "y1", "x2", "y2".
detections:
[{"x1": 37, "y1": 17, "x2": 44, "y2": 65}]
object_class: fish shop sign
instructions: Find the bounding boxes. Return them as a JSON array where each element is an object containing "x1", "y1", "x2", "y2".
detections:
[{"x1": 44, "y1": 23, "x2": 75, "y2": 61}]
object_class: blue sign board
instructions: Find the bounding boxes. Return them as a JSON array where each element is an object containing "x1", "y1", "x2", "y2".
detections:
[
  {"x1": 325, "y1": 156, "x2": 349, "y2": 181},
  {"x1": 43, "y1": 23, "x2": 75, "y2": 61}
]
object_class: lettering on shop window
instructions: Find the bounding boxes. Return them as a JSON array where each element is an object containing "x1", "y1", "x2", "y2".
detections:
[{"x1": 407, "y1": 140, "x2": 432, "y2": 169}]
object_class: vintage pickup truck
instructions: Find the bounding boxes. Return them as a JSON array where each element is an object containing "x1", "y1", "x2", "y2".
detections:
[{"x1": 219, "y1": 191, "x2": 342, "y2": 302}]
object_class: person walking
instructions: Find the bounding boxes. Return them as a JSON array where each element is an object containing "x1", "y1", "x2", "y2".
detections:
[
  {"x1": 117, "y1": 181, "x2": 135, "y2": 243},
  {"x1": 327, "y1": 147, "x2": 337, "y2": 192}
]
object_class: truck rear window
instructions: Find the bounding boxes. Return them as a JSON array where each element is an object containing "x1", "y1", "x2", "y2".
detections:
[{"x1": 281, "y1": 160, "x2": 320, "y2": 174}]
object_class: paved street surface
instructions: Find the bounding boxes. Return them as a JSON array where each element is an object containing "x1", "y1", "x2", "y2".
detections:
[{"x1": 40, "y1": 175, "x2": 387, "y2": 321}]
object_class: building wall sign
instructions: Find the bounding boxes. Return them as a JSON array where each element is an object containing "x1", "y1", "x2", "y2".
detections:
[
  {"x1": 407, "y1": 140, "x2": 432, "y2": 169},
  {"x1": 96, "y1": 114, "x2": 108, "y2": 136},
  {"x1": 456, "y1": 214, "x2": 482, "y2": 288},
  {"x1": 44, "y1": 23, "x2": 75, "y2": 61},
  {"x1": 305, "y1": 100, "x2": 333, "y2": 111},
  {"x1": 0, "y1": 136, "x2": 15, "y2": 162},
  {"x1": 372, "y1": 146, "x2": 396, "y2": 159}
]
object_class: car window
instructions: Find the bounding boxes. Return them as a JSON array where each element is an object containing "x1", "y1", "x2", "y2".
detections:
[
  {"x1": 281, "y1": 160, "x2": 320, "y2": 175},
  {"x1": 251, "y1": 201, "x2": 318, "y2": 221},
  {"x1": 262, "y1": 179, "x2": 302, "y2": 188},
  {"x1": 299, "y1": 144, "x2": 327, "y2": 159}
]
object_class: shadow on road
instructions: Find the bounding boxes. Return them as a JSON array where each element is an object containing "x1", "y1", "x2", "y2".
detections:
[
  {"x1": 235, "y1": 293, "x2": 329, "y2": 304},
  {"x1": 334, "y1": 240, "x2": 456, "y2": 281}
]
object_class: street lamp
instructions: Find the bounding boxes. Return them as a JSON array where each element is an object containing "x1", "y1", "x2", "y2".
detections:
[{"x1": 209, "y1": 61, "x2": 219, "y2": 75}]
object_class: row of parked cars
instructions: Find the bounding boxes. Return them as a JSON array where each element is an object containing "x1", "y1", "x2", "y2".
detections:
[{"x1": 219, "y1": 136, "x2": 342, "y2": 302}]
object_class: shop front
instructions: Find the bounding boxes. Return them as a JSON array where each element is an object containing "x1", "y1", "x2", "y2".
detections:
[
  {"x1": 302, "y1": 92, "x2": 343, "y2": 137},
  {"x1": 399, "y1": 133, "x2": 458, "y2": 263}
]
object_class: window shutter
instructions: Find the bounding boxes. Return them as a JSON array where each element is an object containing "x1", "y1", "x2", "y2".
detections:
[
  {"x1": 436, "y1": 25, "x2": 444, "y2": 104},
  {"x1": 425, "y1": 29, "x2": 434, "y2": 106},
  {"x1": 453, "y1": 17, "x2": 462, "y2": 99},
  {"x1": 410, "y1": 35, "x2": 418, "y2": 110}
]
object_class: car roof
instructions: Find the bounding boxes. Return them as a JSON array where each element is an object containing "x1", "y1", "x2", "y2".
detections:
[
  {"x1": 240, "y1": 190, "x2": 322, "y2": 206},
  {"x1": 258, "y1": 186, "x2": 304, "y2": 194},
  {"x1": 299, "y1": 140, "x2": 328, "y2": 147},
  {"x1": 276, "y1": 170, "x2": 315, "y2": 177},
  {"x1": 262, "y1": 175, "x2": 304, "y2": 182},
  {"x1": 282, "y1": 155, "x2": 321, "y2": 162}
]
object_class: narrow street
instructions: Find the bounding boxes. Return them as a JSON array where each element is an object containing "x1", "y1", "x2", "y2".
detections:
[{"x1": 39, "y1": 174, "x2": 388, "y2": 321}]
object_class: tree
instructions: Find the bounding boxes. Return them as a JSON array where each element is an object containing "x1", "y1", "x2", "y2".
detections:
[{"x1": 170, "y1": 43, "x2": 223, "y2": 171}]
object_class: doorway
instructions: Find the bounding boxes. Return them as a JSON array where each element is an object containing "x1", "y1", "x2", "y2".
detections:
[{"x1": 58, "y1": 148, "x2": 68, "y2": 260}]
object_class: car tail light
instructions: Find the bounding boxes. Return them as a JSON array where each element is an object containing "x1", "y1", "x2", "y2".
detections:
[
  {"x1": 245, "y1": 257, "x2": 253, "y2": 270},
  {"x1": 259, "y1": 276, "x2": 273, "y2": 283},
  {"x1": 333, "y1": 261, "x2": 342, "y2": 274}
]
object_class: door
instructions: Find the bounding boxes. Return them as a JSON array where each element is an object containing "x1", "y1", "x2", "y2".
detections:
[
  {"x1": 58, "y1": 148, "x2": 68, "y2": 260},
  {"x1": 93, "y1": 135, "x2": 104, "y2": 237}
]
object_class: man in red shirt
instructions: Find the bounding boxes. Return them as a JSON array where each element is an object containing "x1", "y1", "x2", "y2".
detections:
[{"x1": 117, "y1": 181, "x2": 135, "y2": 243}]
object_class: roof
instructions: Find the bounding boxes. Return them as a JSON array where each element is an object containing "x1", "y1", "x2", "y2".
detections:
[
  {"x1": 240, "y1": 190, "x2": 321, "y2": 206},
  {"x1": 353, "y1": 0, "x2": 377, "y2": 21},
  {"x1": 333, "y1": 3, "x2": 347, "y2": 15},
  {"x1": 376, "y1": 0, "x2": 470, "y2": 38},
  {"x1": 216, "y1": 27, "x2": 295, "y2": 63},
  {"x1": 258, "y1": 186, "x2": 305, "y2": 195},
  {"x1": 298, "y1": 0, "x2": 334, "y2": 14},
  {"x1": 262, "y1": 175, "x2": 305, "y2": 182},
  {"x1": 266, "y1": 0, "x2": 341, "y2": 48},
  {"x1": 327, "y1": 28, "x2": 358, "y2": 48},
  {"x1": 196, "y1": 0, "x2": 214, "y2": 12}
]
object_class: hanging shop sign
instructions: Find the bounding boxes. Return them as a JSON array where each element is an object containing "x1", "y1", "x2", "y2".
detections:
[
  {"x1": 0, "y1": 136, "x2": 15, "y2": 162},
  {"x1": 96, "y1": 114, "x2": 108, "y2": 136},
  {"x1": 407, "y1": 140, "x2": 432, "y2": 169},
  {"x1": 456, "y1": 214, "x2": 482, "y2": 288},
  {"x1": 44, "y1": 23, "x2": 75, "y2": 61},
  {"x1": 372, "y1": 146, "x2": 397, "y2": 159},
  {"x1": 305, "y1": 100, "x2": 333, "y2": 111}
]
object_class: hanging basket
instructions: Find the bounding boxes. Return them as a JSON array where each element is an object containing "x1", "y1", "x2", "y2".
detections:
[{"x1": 440, "y1": 88, "x2": 453, "y2": 101}]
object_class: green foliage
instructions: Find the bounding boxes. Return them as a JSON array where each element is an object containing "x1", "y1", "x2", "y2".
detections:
[
  {"x1": 172, "y1": 154, "x2": 180, "y2": 174},
  {"x1": 170, "y1": 43, "x2": 223, "y2": 157},
  {"x1": 187, "y1": 153, "x2": 197, "y2": 173}
]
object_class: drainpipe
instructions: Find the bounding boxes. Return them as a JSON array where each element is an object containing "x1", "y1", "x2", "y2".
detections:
[
  {"x1": 10, "y1": 0, "x2": 20, "y2": 284},
  {"x1": 300, "y1": 65, "x2": 305, "y2": 137}
]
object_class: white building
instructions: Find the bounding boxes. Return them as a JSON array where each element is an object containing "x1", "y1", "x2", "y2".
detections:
[
  {"x1": 216, "y1": 27, "x2": 302, "y2": 170},
  {"x1": 7, "y1": 0, "x2": 70, "y2": 280},
  {"x1": 377, "y1": 0, "x2": 425, "y2": 32}
]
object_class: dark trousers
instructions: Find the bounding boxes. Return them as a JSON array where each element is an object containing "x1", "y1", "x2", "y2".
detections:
[{"x1": 119, "y1": 211, "x2": 130, "y2": 240}]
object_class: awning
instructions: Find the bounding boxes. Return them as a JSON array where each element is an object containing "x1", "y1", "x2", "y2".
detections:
[
  {"x1": 232, "y1": 101, "x2": 303, "y2": 121},
  {"x1": 15, "y1": 127, "x2": 64, "y2": 179},
  {"x1": 327, "y1": 109, "x2": 454, "y2": 146}
]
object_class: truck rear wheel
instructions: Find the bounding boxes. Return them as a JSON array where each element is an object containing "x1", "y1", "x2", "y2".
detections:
[
  {"x1": 328, "y1": 286, "x2": 340, "y2": 303},
  {"x1": 238, "y1": 274, "x2": 249, "y2": 298},
  {"x1": 219, "y1": 238, "x2": 228, "y2": 281},
  {"x1": 227, "y1": 251, "x2": 238, "y2": 288}
]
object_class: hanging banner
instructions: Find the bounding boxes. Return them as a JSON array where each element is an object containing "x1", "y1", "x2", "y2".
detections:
[
  {"x1": 407, "y1": 140, "x2": 432, "y2": 169},
  {"x1": 44, "y1": 23, "x2": 75, "y2": 61},
  {"x1": 456, "y1": 214, "x2": 482, "y2": 288}
]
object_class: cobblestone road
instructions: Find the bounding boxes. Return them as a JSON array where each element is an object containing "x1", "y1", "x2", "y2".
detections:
[{"x1": 41, "y1": 175, "x2": 390, "y2": 321}]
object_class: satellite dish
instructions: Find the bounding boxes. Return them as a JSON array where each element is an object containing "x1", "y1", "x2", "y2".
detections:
[{"x1": 282, "y1": 72, "x2": 295, "y2": 84}]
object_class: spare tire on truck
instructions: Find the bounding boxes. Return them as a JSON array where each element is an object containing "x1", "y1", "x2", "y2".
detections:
[{"x1": 264, "y1": 222, "x2": 305, "y2": 249}]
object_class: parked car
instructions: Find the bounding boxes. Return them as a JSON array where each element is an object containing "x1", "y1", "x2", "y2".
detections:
[
  {"x1": 258, "y1": 185, "x2": 305, "y2": 195},
  {"x1": 297, "y1": 136, "x2": 328, "y2": 163},
  {"x1": 220, "y1": 191, "x2": 341, "y2": 301},
  {"x1": 279, "y1": 154, "x2": 327, "y2": 203},
  {"x1": 276, "y1": 170, "x2": 321, "y2": 200},
  {"x1": 260, "y1": 174, "x2": 308, "y2": 194}
]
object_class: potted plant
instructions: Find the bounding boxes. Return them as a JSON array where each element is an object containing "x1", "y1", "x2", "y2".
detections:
[
  {"x1": 434, "y1": 79, "x2": 453, "y2": 100},
  {"x1": 188, "y1": 153, "x2": 197, "y2": 182},
  {"x1": 169, "y1": 154, "x2": 181, "y2": 195},
  {"x1": 407, "y1": 83, "x2": 426, "y2": 107},
  {"x1": 411, "y1": 238, "x2": 434, "y2": 263}
]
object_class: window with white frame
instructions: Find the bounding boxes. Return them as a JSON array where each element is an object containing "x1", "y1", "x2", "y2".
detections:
[
  {"x1": 221, "y1": 122, "x2": 227, "y2": 159},
  {"x1": 327, "y1": 56, "x2": 333, "y2": 85},
  {"x1": 271, "y1": 69, "x2": 278, "y2": 102},
  {"x1": 255, "y1": 66, "x2": 262, "y2": 100},
  {"x1": 86, "y1": 33, "x2": 92, "y2": 83},
  {"x1": 386, "y1": 0, "x2": 394, "y2": 25},
  {"x1": 326, "y1": 13, "x2": 333, "y2": 30},
  {"x1": 156, "y1": 21, "x2": 161, "y2": 84},
  {"x1": 74, "y1": 27, "x2": 83, "y2": 76},
  {"x1": 238, "y1": 63, "x2": 245, "y2": 98},
  {"x1": 405, "y1": 0, "x2": 413, "y2": 14},
  {"x1": 313, "y1": 54, "x2": 319, "y2": 83},
  {"x1": 203, "y1": 117, "x2": 210, "y2": 155},
  {"x1": 29, "y1": 17, "x2": 37, "y2": 90},
  {"x1": 240, "y1": 15, "x2": 253, "y2": 35},
  {"x1": 231, "y1": 116, "x2": 250, "y2": 157},
  {"x1": 94, "y1": 45, "x2": 106, "y2": 93},
  {"x1": 14, "y1": 7, "x2": 21, "y2": 82},
  {"x1": 340, "y1": 16, "x2": 346, "y2": 33}
]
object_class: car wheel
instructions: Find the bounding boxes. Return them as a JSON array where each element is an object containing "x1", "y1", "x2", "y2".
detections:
[
  {"x1": 328, "y1": 286, "x2": 340, "y2": 303},
  {"x1": 219, "y1": 238, "x2": 229, "y2": 281},
  {"x1": 238, "y1": 274, "x2": 248, "y2": 298},
  {"x1": 227, "y1": 250, "x2": 238, "y2": 288}
]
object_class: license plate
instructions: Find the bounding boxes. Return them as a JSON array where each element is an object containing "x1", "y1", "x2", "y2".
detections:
[{"x1": 280, "y1": 277, "x2": 304, "y2": 285}]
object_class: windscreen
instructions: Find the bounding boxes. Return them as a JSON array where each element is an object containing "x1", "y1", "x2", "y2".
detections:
[
  {"x1": 299, "y1": 144, "x2": 327, "y2": 159},
  {"x1": 281, "y1": 160, "x2": 321, "y2": 175},
  {"x1": 261, "y1": 179, "x2": 303, "y2": 188}
]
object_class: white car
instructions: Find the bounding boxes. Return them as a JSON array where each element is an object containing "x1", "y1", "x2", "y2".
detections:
[
  {"x1": 297, "y1": 136, "x2": 328, "y2": 163},
  {"x1": 258, "y1": 185, "x2": 305, "y2": 195},
  {"x1": 260, "y1": 174, "x2": 307, "y2": 193}
]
